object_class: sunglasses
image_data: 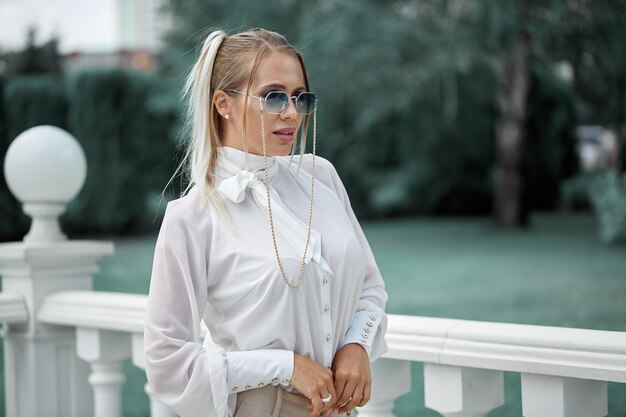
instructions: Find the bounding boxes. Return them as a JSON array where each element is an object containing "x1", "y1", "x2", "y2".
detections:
[{"x1": 228, "y1": 89, "x2": 318, "y2": 115}]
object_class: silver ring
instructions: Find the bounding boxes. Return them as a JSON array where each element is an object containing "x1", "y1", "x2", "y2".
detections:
[{"x1": 321, "y1": 394, "x2": 332, "y2": 403}]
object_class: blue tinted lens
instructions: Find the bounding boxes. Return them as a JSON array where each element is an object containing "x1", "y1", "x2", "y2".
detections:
[
  {"x1": 295, "y1": 93, "x2": 317, "y2": 114},
  {"x1": 264, "y1": 92, "x2": 289, "y2": 114}
]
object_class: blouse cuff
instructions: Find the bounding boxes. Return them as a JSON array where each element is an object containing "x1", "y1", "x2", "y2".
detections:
[
  {"x1": 225, "y1": 349, "x2": 294, "y2": 394},
  {"x1": 341, "y1": 310, "x2": 384, "y2": 359}
]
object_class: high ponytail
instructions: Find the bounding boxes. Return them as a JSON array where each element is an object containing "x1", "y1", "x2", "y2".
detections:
[
  {"x1": 181, "y1": 30, "x2": 231, "y2": 223},
  {"x1": 163, "y1": 30, "x2": 232, "y2": 225}
]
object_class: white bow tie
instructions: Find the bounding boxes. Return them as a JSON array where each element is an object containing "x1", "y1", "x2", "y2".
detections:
[
  {"x1": 216, "y1": 156, "x2": 332, "y2": 277},
  {"x1": 218, "y1": 169, "x2": 263, "y2": 204}
]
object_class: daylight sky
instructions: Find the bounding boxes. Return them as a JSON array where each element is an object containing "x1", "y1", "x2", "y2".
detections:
[{"x1": 0, "y1": 0, "x2": 118, "y2": 53}]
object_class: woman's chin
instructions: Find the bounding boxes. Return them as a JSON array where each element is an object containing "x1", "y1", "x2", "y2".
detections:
[{"x1": 269, "y1": 141, "x2": 296, "y2": 156}]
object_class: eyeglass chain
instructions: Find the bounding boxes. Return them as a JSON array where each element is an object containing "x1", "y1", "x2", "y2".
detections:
[{"x1": 260, "y1": 108, "x2": 317, "y2": 289}]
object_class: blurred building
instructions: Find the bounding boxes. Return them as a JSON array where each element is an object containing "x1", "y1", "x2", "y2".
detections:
[
  {"x1": 64, "y1": 49, "x2": 156, "y2": 73},
  {"x1": 63, "y1": 0, "x2": 173, "y2": 73},
  {"x1": 118, "y1": 0, "x2": 174, "y2": 52}
]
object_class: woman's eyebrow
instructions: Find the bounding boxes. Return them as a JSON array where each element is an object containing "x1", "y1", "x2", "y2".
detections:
[{"x1": 260, "y1": 82, "x2": 307, "y2": 92}]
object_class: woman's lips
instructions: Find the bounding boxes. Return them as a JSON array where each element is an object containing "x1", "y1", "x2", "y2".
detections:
[{"x1": 273, "y1": 128, "x2": 295, "y2": 142}]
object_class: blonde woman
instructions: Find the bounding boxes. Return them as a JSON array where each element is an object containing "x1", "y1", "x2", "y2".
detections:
[{"x1": 143, "y1": 28, "x2": 388, "y2": 417}]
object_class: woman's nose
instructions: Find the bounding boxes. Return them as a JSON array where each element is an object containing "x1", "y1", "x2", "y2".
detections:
[{"x1": 280, "y1": 98, "x2": 298, "y2": 119}]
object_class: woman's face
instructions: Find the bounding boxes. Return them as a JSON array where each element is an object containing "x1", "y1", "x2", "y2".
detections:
[{"x1": 219, "y1": 51, "x2": 307, "y2": 157}]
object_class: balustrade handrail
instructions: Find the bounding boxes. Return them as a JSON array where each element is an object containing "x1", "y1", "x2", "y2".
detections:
[
  {"x1": 386, "y1": 314, "x2": 626, "y2": 383},
  {"x1": 0, "y1": 292, "x2": 29, "y2": 324},
  {"x1": 38, "y1": 290, "x2": 148, "y2": 333},
  {"x1": 37, "y1": 290, "x2": 626, "y2": 384}
]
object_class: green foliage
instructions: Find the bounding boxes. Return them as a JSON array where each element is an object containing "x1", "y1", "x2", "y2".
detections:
[
  {"x1": 4, "y1": 75, "x2": 68, "y2": 141},
  {"x1": 0, "y1": 76, "x2": 28, "y2": 241},
  {"x1": 64, "y1": 69, "x2": 177, "y2": 236},
  {"x1": 560, "y1": 172, "x2": 596, "y2": 211},
  {"x1": 588, "y1": 171, "x2": 626, "y2": 244},
  {"x1": 298, "y1": 0, "x2": 499, "y2": 216},
  {"x1": 526, "y1": 63, "x2": 578, "y2": 210}
]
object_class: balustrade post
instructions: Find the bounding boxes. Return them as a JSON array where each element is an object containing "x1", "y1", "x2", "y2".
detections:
[
  {"x1": 424, "y1": 364, "x2": 504, "y2": 417},
  {"x1": 521, "y1": 373, "x2": 607, "y2": 417},
  {"x1": 0, "y1": 126, "x2": 113, "y2": 417},
  {"x1": 358, "y1": 358, "x2": 412, "y2": 417},
  {"x1": 77, "y1": 328, "x2": 131, "y2": 417},
  {"x1": 132, "y1": 333, "x2": 178, "y2": 417}
]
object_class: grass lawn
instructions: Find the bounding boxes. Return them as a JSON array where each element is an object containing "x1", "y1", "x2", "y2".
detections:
[{"x1": 2, "y1": 212, "x2": 624, "y2": 416}]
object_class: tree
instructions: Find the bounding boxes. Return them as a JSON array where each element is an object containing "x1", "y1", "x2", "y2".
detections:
[{"x1": 1, "y1": 27, "x2": 63, "y2": 78}]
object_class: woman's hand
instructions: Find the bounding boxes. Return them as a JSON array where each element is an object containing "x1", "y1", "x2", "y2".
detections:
[
  {"x1": 290, "y1": 353, "x2": 337, "y2": 417},
  {"x1": 330, "y1": 343, "x2": 371, "y2": 414}
]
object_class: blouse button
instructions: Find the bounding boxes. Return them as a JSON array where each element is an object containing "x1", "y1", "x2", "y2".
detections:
[
  {"x1": 232, "y1": 386, "x2": 239, "y2": 392},
  {"x1": 370, "y1": 316, "x2": 377, "y2": 321},
  {"x1": 323, "y1": 278, "x2": 329, "y2": 284},
  {"x1": 367, "y1": 322, "x2": 373, "y2": 327},
  {"x1": 258, "y1": 382, "x2": 265, "y2": 387},
  {"x1": 245, "y1": 385, "x2": 251, "y2": 390},
  {"x1": 365, "y1": 328, "x2": 371, "y2": 333},
  {"x1": 324, "y1": 304, "x2": 330, "y2": 312},
  {"x1": 272, "y1": 377, "x2": 279, "y2": 384},
  {"x1": 281, "y1": 378, "x2": 290, "y2": 385},
  {"x1": 362, "y1": 333, "x2": 369, "y2": 338},
  {"x1": 326, "y1": 334, "x2": 331, "y2": 342},
  {"x1": 360, "y1": 339, "x2": 367, "y2": 344}
]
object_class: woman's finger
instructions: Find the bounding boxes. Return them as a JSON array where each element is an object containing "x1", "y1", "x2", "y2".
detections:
[
  {"x1": 309, "y1": 395, "x2": 323, "y2": 417},
  {"x1": 335, "y1": 378, "x2": 355, "y2": 409},
  {"x1": 339, "y1": 382, "x2": 364, "y2": 413},
  {"x1": 332, "y1": 377, "x2": 347, "y2": 409},
  {"x1": 357, "y1": 378, "x2": 371, "y2": 407}
]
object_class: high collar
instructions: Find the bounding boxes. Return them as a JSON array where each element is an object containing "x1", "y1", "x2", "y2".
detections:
[{"x1": 216, "y1": 146, "x2": 277, "y2": 179}]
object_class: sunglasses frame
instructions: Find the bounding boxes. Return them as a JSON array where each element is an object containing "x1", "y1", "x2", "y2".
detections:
[{"x1": 227, "y1": 89, "x2": 318, "y2": 115}]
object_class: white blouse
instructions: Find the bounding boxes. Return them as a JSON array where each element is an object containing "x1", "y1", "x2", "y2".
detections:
[{"x1": 144, "y1": 146, "x2": 388, "y2": 417}]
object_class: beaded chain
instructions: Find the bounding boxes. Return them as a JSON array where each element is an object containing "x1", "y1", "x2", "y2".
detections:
[{"x1": 260, "y1": 109, "x2": 317, "y2": 288}]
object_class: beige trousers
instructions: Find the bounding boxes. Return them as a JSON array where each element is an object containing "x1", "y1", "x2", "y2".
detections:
[{"x1": 234, "y1": 385, "x2": 352, "y2": 417}]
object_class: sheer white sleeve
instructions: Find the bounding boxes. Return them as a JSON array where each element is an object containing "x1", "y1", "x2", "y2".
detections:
[
  {"x1": 325, "y1": 160, "x2": 389, "y2": 362},
  {"x1": 143, "y1": 201, "x2": 230, "y2": 417}
]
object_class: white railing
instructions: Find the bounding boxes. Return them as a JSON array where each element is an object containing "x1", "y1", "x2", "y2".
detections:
[
  {"x1": 33, "y1": 291, "x2": 626, "y2": 417},
  {"x1": 0, "y1": 293, "x2": 28, "y2": 324},
  {"x1": 1, "y1": 126, "x2": 625, "y2": 417}
]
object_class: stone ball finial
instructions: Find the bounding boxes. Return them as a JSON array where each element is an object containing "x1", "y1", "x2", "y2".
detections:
[{"x1": 4, "y1": 125, "x2": 87, "y2": 243}]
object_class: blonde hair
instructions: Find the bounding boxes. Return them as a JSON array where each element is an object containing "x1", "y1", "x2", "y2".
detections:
[{"x1": 165, "y1": 28, "x2": 312, "y2": 222}]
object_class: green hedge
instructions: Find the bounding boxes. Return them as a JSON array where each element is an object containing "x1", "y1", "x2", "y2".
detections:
[
  {"x1": 0, "y1": 76, "x2": 24, "y2": 241},
  {"x1": 4, "y1": 75, "x2": 68, "y2": 141},
  {"x1": 63, "y1": 69, "x2": 176, "y2": 236}
]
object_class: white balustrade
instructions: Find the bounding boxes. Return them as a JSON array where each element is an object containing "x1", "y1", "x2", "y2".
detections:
[
  {"x1": 2, "y1": 125, "x2": 626, "y2": 417},
  {"x1": 425, "y1": 364, "x2": 504, "y2": 417},
  {"x1": 77, "y1": 328, "x2": 131, "y2": 417},
  {"x1": 39, "y1": 290, "x2": 178, "y2": 417},
  {"x1": 521, "y1": 374, "x2": 608, "y2": 417},
  {"x1": 0, "y1": 292, "x2": 28, "y2": 324},
  {"x1": 0, "y1": 126, "x2": 113, "y2": 417}
]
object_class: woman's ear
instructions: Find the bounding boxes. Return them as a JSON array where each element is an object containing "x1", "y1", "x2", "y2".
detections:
[{"x1": 213, "y1": 90, "x2": 232, "y2": 118}]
